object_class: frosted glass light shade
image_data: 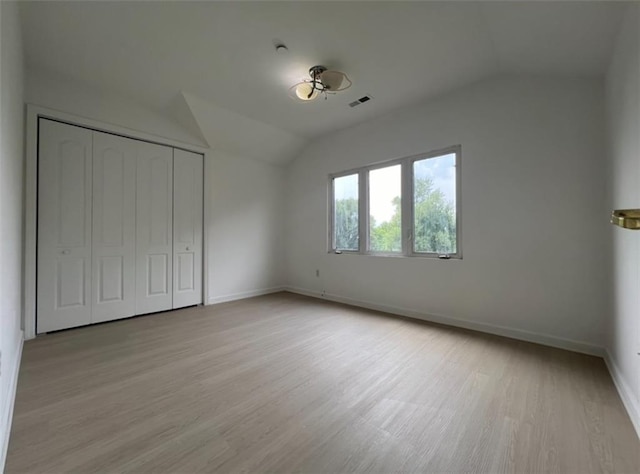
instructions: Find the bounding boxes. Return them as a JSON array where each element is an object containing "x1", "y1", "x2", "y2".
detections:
[
  {"x1": 295, "y1": 82, "x2": 319, "y2": 101},
  {"x1": 320, "y1": 70, "x2": 352, "y2": 91},
  {"x1": 320, "y1": 71, "x2": 344, "y2": 90}
]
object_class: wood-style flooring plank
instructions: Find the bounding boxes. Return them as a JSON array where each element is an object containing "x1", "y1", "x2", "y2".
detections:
[{"x1": 6, "y1": 292, "x2": 639, "y2": 473}]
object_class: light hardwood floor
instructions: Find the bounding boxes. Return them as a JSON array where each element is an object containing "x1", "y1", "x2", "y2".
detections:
[{"x1": 6, "y1": 292, "x2": 640, "y2": 473}]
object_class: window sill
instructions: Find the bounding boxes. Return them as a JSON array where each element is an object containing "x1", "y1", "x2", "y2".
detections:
[{"x1": 328, "y1": 251, "x2": 462, "y2": 260}]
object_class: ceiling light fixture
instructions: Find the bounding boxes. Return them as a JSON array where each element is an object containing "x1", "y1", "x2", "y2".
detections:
[{"x1": 289, "y1": 65, "x2": 352, "y2": 102}]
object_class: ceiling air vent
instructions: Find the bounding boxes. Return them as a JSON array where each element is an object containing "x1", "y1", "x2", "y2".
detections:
[{"x1": 349, "y1": 95, "x2": 372, "y2": 108}]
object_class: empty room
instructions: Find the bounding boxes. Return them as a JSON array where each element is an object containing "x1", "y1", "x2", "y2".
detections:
[{"x1": 1, "y1": 1, "x2": 639, "y2": 472}]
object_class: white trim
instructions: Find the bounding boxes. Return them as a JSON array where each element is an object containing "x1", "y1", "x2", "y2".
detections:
[
  {"x1": 604, "y1": 350, "x2": 640, "y2": 439},
  {"x1": 23, "y1": 104, "x2": 212, "y2": 339},
  {"x1": 1, "y1": 332, "x2": 24, "y2": 472},
  {"x1": 207, "y1": 287, "x2": 285, "y2": 305},
  {"x1": 284, "y1": 286, "x2": 603, "y2": 357},
  {"x1": 202, "y1": 149, "x2": 211, "y2": 315},
  {"x1": 28, "y1": 104, "x2": 208, "y2": 151}
]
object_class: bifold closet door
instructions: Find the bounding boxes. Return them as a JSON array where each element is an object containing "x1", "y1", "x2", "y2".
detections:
[
  {"x1": 173, "y1": 149, "x2": 203, "y2": 309},
  {"x1": 91, "y1": 132, "x2": 137, "y2": 323},
  {"x1": 37, "y1": 120, "x2": 93, "y2": 333},
  {"x1": 136, "y1": 142, "x2": 173, "y2": 314}
]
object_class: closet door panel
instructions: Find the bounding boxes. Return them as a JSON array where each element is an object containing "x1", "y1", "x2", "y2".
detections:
[
  {"x1": 173, "y1": 149, "x2": 203, "y2": 308},
  {"x1": 92, "y1": 132, "x2": 137, "y2": 323},
  {"x1": 37, "y1": 119, "x2": 93, "y2": 333},
  {"x1": 136, "y1": 142, "x2": 173, "y2": 314}
]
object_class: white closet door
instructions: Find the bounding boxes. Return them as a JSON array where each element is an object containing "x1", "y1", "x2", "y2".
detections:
[
  {"x1": 91, "y1": 132, "x2": 137, "y2": 324},
  {"x1": 136, "y1": 142, "x2": 173, "y2": 314},
  {"x1": 37, "y1": 120, "x2": 93, "y2": 333},
  {"x1": 173, "y1": 149, "x2": 203, "y2": 309}
]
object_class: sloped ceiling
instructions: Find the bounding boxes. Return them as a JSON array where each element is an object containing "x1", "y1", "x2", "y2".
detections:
[
  {"x1": 20, "y1": 1, "x2": 626, "y2": 164},
  {"x1": 181, "y1": 91, "x2": 308, "y2": 165}
]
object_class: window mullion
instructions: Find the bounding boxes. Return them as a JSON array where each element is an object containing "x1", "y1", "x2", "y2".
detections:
[
  {"x1": 328, "y1": 178, "x2": 335, "y2": 251},
  {"x1": 359, "y1": 170, "x2": 368, "y2": 254},
  {"x1": 401, "y1": 159, "x2": 412, "y2": 256}
]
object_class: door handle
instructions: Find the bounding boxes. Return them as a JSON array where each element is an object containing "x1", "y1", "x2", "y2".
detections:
[{"x1": 611, "y1": 209, "x2": 640, "y2": 230}]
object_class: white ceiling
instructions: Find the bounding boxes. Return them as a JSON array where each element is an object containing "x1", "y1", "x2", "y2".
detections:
[{"x1": 20, "y1": 1, "x2": 626, "y2": 163}]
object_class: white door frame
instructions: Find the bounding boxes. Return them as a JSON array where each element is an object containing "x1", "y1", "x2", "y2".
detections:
[{"x1": 24, "y1": 104, "x2": 211, "y2": 340}]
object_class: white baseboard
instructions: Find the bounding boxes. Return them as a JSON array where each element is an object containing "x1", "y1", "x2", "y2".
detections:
[
  {"x1": 604, "y1": 350, "x2": 640, "y2": 439},
  {"x1": 284, "y1": 286, "x2": 603, "y2": 357},
  {"x1": 1, "y1": 331, "x2": 24, "y2": 473},
  {"x1": 207, "y1": 286, "x2": 285, "y2": 305}
]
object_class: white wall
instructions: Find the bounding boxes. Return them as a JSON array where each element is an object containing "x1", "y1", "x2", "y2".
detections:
[
  {"x1": 286, "y1": 76, "x2": 608, "y2": 353},
  {"x1": 605, "y1": 4, "x2": 640, "y2": 435},
  {"x1": 25, "y1": 69, "x2": 287, "y2": 312},
  {"x1": 207, "y1": 149, "x2": 286, "y2": 303},
  {"x1": 0, "y1": 1, "x2": 25, "y2": 469}
]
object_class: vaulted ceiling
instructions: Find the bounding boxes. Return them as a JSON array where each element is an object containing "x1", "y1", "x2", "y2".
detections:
[{"x1": 20, "y1": 1, "x2": 626, "y2": 164}]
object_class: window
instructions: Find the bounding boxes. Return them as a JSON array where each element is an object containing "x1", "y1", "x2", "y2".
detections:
[
  {"x1": 412, "y1": 152, "x2": 457, "y2": 255},
  {"x1": 369, "y1": 164, "x2": 402, "y2": 253},
  {"x1": 332, "y1": 173, "x2": 359, "y2": 251},
  {"x1": 329, "y1": 146, "x2": 461, "y2": 258}
]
